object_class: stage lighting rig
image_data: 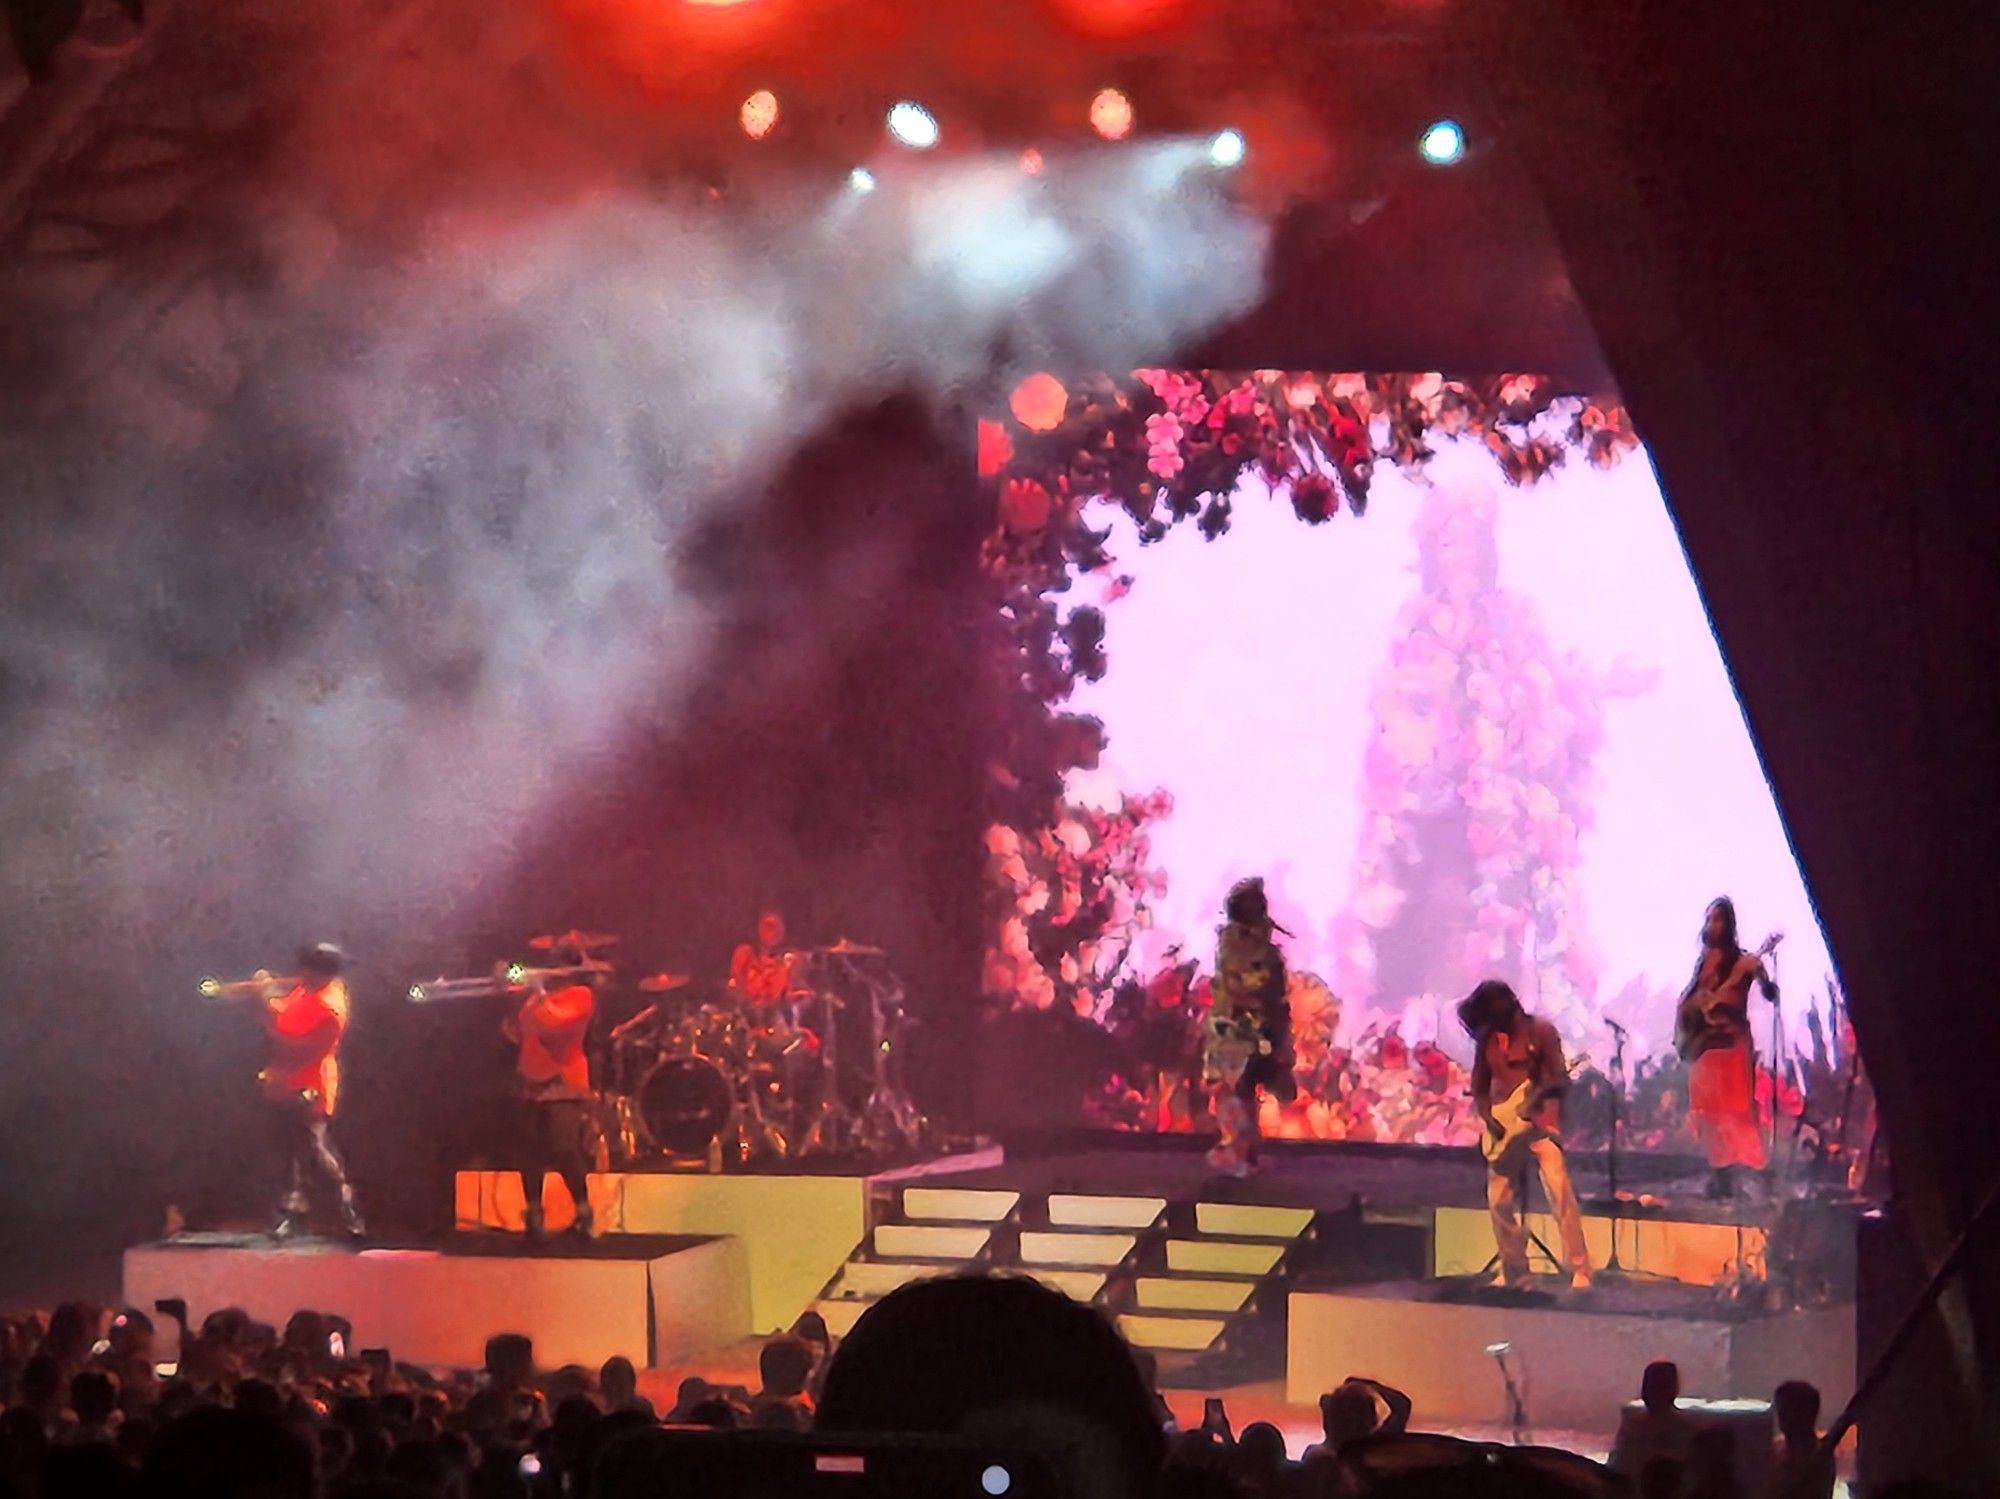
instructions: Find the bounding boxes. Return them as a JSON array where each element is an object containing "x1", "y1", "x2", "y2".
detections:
[
  {"x1": 1418, "y1": 118, "x2": 1466, "y2": 165},
  {"x1": 887, "y1": 101, "x2": 940, "y2": 150},
  {"x1": 1090, "y1": 87, "x2": 1134, "y2": 141},
  {"x1": 740, "y1": 89, "x2": 780, "y2": 140}
]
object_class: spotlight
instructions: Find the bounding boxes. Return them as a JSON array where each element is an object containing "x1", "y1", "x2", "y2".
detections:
[
  {"x1": 847, "y1": 166, "x2": 877, "y2": 195},
  {"x1": 1207, "y1": 129, "x2": 1245, "y2": 168},
  {"x1": 886, "y1": 101, "x2": 940, "y2": 150},
  {"x1": 740, "y1": 89, "x2": 780, "y2": 140},
  {"x1": 1090, "y1": 87, "x2": 1134, "y2": 141},
  {"x1": 1418, "y1": 118, "x2": 1466, "y2": 165},
  {"x1": 1019, "y1": 147, "x2": 1046, "y2": 175}
]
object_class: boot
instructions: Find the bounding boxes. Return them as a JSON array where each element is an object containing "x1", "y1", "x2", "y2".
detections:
[
  {"x1": 523, "y1": 1202, "x2": 548, "y2": 1241},
  {"x1": 569, "y1": 1201, "x2": 594, "y2": 1239},
  {"x1": 339, "y1": 1188, "x2": 367, "y2": 1241}
]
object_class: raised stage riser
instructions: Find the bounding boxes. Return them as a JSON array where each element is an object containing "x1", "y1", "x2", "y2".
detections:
[
  {"x1": 455, "y1": 1171, "x2": 865, "y2": 1335},
  {"x1": 123, "y1": 1240, "x2": 750, "y2": 1371},
  {"x1": 1431, "y1": 1205, "x2": 1771, "y2": 1286}
]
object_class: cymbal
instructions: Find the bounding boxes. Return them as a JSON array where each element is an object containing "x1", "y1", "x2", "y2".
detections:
[
  {"x1": 637, "y1": 972, "x2": 693, "y2": 993},
  {"x1": 528, "y1": 929, "x2": 619, "y2": 953},
  {"x1": 819, "y1": 938, "x2": 885, "y2": 956}
]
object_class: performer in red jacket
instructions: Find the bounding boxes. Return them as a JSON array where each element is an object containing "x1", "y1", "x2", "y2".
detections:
[
  {"x1": 263, "y1": 943, "x2": 365, "y2": 1240},
  {"x1": 504, "y1": 964, "x2": 598, "y2": 1238}
]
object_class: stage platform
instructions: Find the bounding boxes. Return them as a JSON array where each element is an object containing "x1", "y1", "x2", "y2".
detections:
[
  {"x1": 1288, "y1": 1277, "x2": 1855, "y2": 1431},
  {"x1": 123, "y1": 1231, "x2": 750, "y2": 1370},
  {"x1": 129, "y1": 1134, "x2": 1855, "y2": 1395},
  {"x1": 453, "y1": 1144, "x2": 1002, "y2": 1333}
]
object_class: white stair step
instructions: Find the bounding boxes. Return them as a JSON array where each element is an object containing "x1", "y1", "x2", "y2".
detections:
[
  {"x1": 1166, "y1": 1238, "x2": 1284, "y2": 1275},
  {"x1": 873, "y1": 1223, "x2": 990, "y2": 1260},
  {"x1": 1118, "y1": 1313, "x2": 1228, "y2": 1352},
  {"x1": 1047, "y1": 1194, "x2": 1166, "y2": 1229},
  {"x1": 1195, "y1": 1202, "x2": 1315, "y2": 1240},
  {"x1": 1018, "y1": 1230, "x2": 1135, "y2": 1267},
  {"x1": 902, "y1": 1187, "x2": 1020, "y2": 1223},
  {"x1": 1025, "y1": 1269, "x2": 1108, "y2": 1302},
  {"x1": 813, "y1": 1299, "x2": 874, "y2": 1338},
  {"x1": 831, "y1": 1261, "x2": 947, "y2": 1298},
  {"x1": 1136, "y1": 1276, "x2": 1255, "y2": 1312}
]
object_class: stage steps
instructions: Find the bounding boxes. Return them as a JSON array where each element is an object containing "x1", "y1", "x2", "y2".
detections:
[
  {"x1": 807, "y1": 1181, "x2": 1324, "y2": 1365},
  {"x1": 808, "y1": 1187, "x2": 1167, "y2": 1339}
]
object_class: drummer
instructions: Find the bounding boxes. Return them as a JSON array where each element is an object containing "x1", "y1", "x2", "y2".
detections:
[{"x1": 728, "y1": 909, "x2": 801, "y2": 1012}]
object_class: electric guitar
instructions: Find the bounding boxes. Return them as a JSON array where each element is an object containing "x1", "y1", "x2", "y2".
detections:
[
  {"x1": 1675, "y1": 931, "x2": 1783, "y2": 1059},
  {"x1": 1479, "y1": 1059, "x2": 1581, "y2": 1171}
]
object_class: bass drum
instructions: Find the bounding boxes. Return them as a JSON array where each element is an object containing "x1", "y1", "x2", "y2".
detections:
[{"x1": 637, "y1": 1056, "x2": 735, "y2": 1158}]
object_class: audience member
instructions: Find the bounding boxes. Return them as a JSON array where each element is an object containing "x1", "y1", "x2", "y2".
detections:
[
  {"x1": 751, "y1": 1334, "x2": 816, "y2": 1429},
  {"x1": 1229, "y1": 1420, "x2": 1293, "y2": 1498},
  {"x1": 817, "y1": 1275, "x2": 1167, "y2": 1499},
  {"x1": 599, "y1": 1356, "x2": 656, "y2": 1418},
  {"x1": 1763, "y1": 1380, "x2": 1834, "y2": 1499},
  {"x1": 1609, "y1": 1361, "x2": 1697, "y2": 1479}
]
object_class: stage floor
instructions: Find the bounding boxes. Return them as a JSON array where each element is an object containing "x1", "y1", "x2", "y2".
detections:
[{"x1": 921, "y1": 1133, "x2": 1766, "y2": 1226}]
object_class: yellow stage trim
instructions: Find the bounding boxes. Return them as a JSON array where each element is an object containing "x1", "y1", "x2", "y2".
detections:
[{"x1": 1431, "y1": 1205, "x2": 1769, "y2": 1285}]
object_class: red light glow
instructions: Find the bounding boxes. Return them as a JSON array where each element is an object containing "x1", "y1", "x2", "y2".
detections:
[
  {"x1": 1020, "y1": 148, "x2": 1045, "y2": 175},
  {"x1": 1051, "y1": 0, "x2": 1192, "y2": 38},
  {"x1": 1089, "y1": 88, "x2": 1134, "y2": 142}
]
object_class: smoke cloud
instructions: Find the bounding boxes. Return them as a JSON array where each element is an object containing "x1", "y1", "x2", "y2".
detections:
[{"x1": 0, "y1": 0, "x2": 1270, "y2": 978}]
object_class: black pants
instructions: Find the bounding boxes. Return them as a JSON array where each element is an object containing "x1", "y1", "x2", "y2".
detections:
[
  {"x1": 521, "y1": 1098, "x2": 594, "y2": 1226},
  {"x1": 269, "y1": 1098, "x2": 358, "y2": 1223}
]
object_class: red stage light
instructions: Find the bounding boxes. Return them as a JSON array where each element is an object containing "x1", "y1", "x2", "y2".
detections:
[
  {"x1": 1020, "y1": 147, "x2": 1046, "y2": 175},
  {"x1": 740, "y1": 89, "x2": 780, "y2": 140},
  {"x1": 1089, "y1": 88, "x2": 1134, "y2": 141},
  {"x1": 1051, "y1": 0, "x2": 1191, "y2": 39},
  {"x1": 1010, "y1": 373, "x2": 1069, "y2": 433}
]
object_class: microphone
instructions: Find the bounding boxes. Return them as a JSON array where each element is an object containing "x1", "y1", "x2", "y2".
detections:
[{"x1": 1485, "y1": 1343, "x2": 1512, "y2": 1359}]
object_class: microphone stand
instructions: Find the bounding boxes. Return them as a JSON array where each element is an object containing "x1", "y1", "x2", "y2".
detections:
[
  {"x1": 1765, "y1": 947, "x2": 1783, "y2": 1180},
  {"x1": 1605, "y1": 1020, "x2": 1629, "y2": 1272},
  {"x1": 1488, "y1": 1344, "x2": 1531, "y2": 1447}
]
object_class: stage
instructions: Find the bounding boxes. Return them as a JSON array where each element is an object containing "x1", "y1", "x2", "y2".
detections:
[
  {"x1": 123, "y1": 1230, "x2": 750, "y2": 1370},
  {"x1": 128, "y1": 1133, "x2": 1858, "y2": 1428}
]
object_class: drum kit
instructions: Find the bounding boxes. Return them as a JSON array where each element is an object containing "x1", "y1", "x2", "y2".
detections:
[{"x1": 602, "y1": 938, "x2": 927, "y2": 1169}]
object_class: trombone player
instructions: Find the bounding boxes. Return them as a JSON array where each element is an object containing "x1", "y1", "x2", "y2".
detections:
[{"x1": 204, "y1": 942, "x2": 365, "y2": 1239}]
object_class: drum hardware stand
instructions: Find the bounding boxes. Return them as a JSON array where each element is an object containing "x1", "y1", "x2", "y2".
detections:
[
  {"x1": 856, "y1": 978, "x2": 926, "y2": 1156},
  {"x1": 796, "y1": 956, "x2": 860, "y2": 1158}
]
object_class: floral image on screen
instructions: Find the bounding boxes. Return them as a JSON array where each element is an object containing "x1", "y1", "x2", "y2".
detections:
[{"x1": 979, "y1": 371, "x2": 1844, "y2": 1150}]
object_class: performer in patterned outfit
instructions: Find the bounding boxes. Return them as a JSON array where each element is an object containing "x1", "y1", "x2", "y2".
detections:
[{"x1": 1203, "y1": 878, "x2": 1294, "y2": 1176}]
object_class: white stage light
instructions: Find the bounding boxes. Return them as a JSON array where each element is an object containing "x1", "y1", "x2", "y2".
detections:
[
  {"x1": 887, "y1": 101, "x2": 940, "y2": 150},
  {"x1": 1207, "y1": 129, "x2": 1246, "y2": 168},
  {"x1": 1418, "y1": 118, "x2": 1466, "y2": 165},
  {"x1": 847, "y1": 166, "x2": 877, "y2": 194}
]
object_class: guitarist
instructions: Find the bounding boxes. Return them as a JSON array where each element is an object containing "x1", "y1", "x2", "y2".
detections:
[
  {"x1": 1676, "y1": 897, "x2": 1779, "y2": 1198},
  {"x1": 1460, "y1": 980, "x2": 1591, "y2": 1290}
]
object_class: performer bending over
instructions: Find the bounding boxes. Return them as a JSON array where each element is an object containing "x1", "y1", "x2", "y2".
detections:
[
  {"x1": 1676, "y1": 896, "x2": 1779, "y2": 1198},
  {"x1": 504, "y1": 960, "x2": 598, "y2": 1238},
  {"x1": 263, "y1": 944, "x2": 365, "y2": 1240},
  {"x1": 1204, "y1": 878, "x2": 1294, "y2": 1177},
  {"x1": 1460, "y1": 980, "x2": 1590, "y2": 1289}
]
